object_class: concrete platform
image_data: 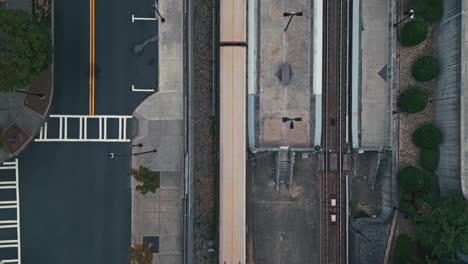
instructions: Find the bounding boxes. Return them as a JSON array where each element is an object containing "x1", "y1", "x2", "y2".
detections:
[{"x1": 257, "y1": 0, "x2": 315, "y2": 148}]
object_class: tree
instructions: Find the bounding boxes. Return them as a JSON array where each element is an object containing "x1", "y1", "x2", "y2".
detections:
[
  {"x1": 395, "y1": 234, "x2": 412, "y2": 264},
  {"x1": 128, "y1": 243, "x2": 153, "y2": 264},
  {"x1": 0, "y1": 9, "x2": 52, "y2": 91},
  {"x1": 420, "y1": 148, "x2": 439, "y2": 172},
  {"x1": 411, "y1": 56, "x2": 439, "y2": 81},
  {"x1": 398, "y1": 86, "x2": 428, "y2": 113},
  {"x1": 412, "y1": 123, "x2": 443, "y2": 149},
  {"x1": 398, "y1": 166, "x2": 431, "y2": 204},
  {"x1": 130, "y1": 166, "x2": 160, "y2": 195},
  {"x1": 410, "y1": 0, "x2": 443, "y2": 24},
  {"x1": 400, "y1": 20, "x2": 428, "y2": 47},
  {"x1": 414, "y1": 194, "x2": 468, "y2": 258}
]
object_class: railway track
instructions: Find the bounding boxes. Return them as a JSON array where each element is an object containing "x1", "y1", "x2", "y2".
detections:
[{"x1": 320, "y1": 0, "x2": 349, "y2": 263}]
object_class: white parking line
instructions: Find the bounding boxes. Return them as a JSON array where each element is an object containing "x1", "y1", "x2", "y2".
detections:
[
  {"x1": 131, "y1": 14, "x2": 157, "y2": 23},
  {"x1": 131, "y1": 85, "x2": 155, "y2": 92}
]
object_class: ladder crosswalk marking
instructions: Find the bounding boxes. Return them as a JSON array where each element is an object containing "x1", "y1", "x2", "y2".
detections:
[
  {"x1": 35, "y1": 115, "x2": 133, "y2": 142},
  {"x1": 0, "y1": 159, "x2": 21, "y2": 264}
]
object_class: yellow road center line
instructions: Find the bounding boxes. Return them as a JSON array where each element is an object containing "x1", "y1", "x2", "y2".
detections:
[{"x1": 89, "y1": 0, "x2": 95, "y2": 115}]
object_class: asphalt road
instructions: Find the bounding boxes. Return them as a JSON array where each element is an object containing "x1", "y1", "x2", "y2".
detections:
[{"x1": 17, "y1": 0, "x2": 158, "y2": 263}]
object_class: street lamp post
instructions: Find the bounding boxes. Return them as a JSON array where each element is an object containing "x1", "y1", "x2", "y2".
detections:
[
  {"x1": 153, "y1": 2, "x2": 165, "y2": 22},
  {"x1": 283, "y1": 12, "x2": 303, "y2": 32},
  {"x1": 282, "y1": 117, "x2": 302, "y2": 129},
  {"x1": 393, "y1": 9, "x2": 415, "y2": 27},
  {"x1": 15, "y1": 89, "x2": 45, "y2": 100},
  {"x1": 109, "y1": 149, "x2": 157, "y2": 159}
]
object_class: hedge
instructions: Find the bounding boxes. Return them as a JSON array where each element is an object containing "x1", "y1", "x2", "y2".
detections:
[
  {"x1": 398, "y1": 166, "x2": 432, "y2": 195},
  {"x1": 420, "y1": 148, "x2": 439, "y2": 172},
  {"x1": 412, "y1": 56, "x2": 439, "y2": 81},
  {"x1": 395, "y1": 234, "x2": 412, "y2": 264},
  {"x1": 412, "y1": 123, "x2": 443, "y2": 149},
  {"x1": 400, "y1": 20, "x2": 428, "y2": 47},
  {"x1": 410, "y1": 0, "x2": 443, "y2": 24},
  {"x1": 398, "y1": 86, "x2": 428, "y2": 113}
]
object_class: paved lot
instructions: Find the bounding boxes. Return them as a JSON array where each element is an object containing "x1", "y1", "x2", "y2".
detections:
[
  {"x1": 258, "y1": 0, "x2": 315, "y2": 148},
  {"x1": 248, "y1": 152, "x2": 320, "y2": 264}
]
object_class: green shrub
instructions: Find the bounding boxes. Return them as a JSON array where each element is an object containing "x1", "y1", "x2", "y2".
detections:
[
  {"x1": 398, "y1": 166, "x2": 431, "y2": 195},
  {"x1": 398, "y1": 86, "x2": 428, "y2": 113},
  {"x1": 412, "y1": 56, "x2": 439, "y2": 81},
  {"x1": 420, "y1": 148, "x2": 439, "y2": 172},
  {"x1": 395, "y1": 234, "x2": 412, "y2": 264},
  {"x1": 130, "y1": 166, "x2": 160, "y2": 195},
  {"x1": 400, "y1": 20, "x2": 428, "y2": 46},
  {"x1": 412, "y1": 123, "x2": 443, "y2": 149},
  {"x1": 410, "y1": 0, "x2": 443, "y2": 24}
]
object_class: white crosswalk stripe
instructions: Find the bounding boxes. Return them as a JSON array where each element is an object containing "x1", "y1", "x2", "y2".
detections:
[
  {"x1": 0, "y1": 159, "x2": 21, "y2": 264},
  {"x1": 35, "y1": 115, "x2": 133, "y2": 142}
]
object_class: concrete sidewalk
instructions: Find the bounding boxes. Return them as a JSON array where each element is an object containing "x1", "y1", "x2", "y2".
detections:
[
  {"x1": 360, "y1": 0, "x2": 389, "y2": 149},
  {"x1": 131, "y1": 0, "x2": 184, "y2": 263}
]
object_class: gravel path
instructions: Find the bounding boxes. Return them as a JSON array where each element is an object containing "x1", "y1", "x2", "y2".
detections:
[{"x1": 191, "y1": 0, "x2": 216, "y2": 263}]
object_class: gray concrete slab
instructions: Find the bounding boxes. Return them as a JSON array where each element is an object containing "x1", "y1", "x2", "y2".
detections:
[
  {"x1": 360, "y1": 0, "x2": 389, "y2": 149},
  {"x1": 248, "y1": 152, "x2": 320, "y2": 264},
  {"x1": 257, "y1": 0, "x2": 315, "y2": 148}
]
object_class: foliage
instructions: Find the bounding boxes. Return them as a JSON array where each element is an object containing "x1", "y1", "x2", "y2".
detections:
[
  {"x1": 400, "y1": 190, "x2": 418, "y2": 216},
  {"x1": 128, "y1": 243, "x2": 153, "y2": 264},
  {"x1": 414, "y1": 194, "x2": 468, "y2": 258},
  {"x1": 412, "y1": 123, "x2": 443, "y2": 149},
  {"x1": 412, "y1": 56, "x2": 439, "y2": 81},
  {"x1": 398, "y1": 166, "x2": 431, "y2": 198},
  {"x1": 0, "y1": 128, "x2": 4, "y2": 147},
  {"x1": 410, "y1": 0, "x2": 443, "y2": 24},
  {"x1": 395, "y1": 234, "x2": 412, "y2": 264},
  {"x1": 400, "y1": 20, "x2": 428, "y2": 47},
  {"x1": 33, "y1": 0, "x2": 51, "y2": 22},
  {"x1": 130, "y1": 166, "x2": 160, "y2": 195},
  {"x1": 420, "y1": 148, "x2": 439, "y2": 172},
  {"x1": 398, "y1": 86, "x2": 428, "y2": 113},
  {"x1": 0, "y1": 9, "x2": 52, "y2": 91}
]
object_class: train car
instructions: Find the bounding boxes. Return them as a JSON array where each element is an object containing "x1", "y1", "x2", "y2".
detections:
[{"x1": 218, "y1": 0, "x2": 247, "y2": 263}]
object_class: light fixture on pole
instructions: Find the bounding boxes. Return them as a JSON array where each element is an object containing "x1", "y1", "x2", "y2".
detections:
[
  {"x1": 282, "y1": 117, "x2": 302, "y2": 129},
  {"x1": 153, "y1": 2, "x2": 165, "y2": 22},
  {"x1": 393, "y1": 9, "x2": 415, "y2": 27},
  {"x1": 109, "y1": 149, "x2": 157, "y2": 159},
  {"x1": 283, "y1": 12, "x2": 303, "y2": 32},
  {"x1": 15, "y1": 89, "x2": 45, "y2": 100}
]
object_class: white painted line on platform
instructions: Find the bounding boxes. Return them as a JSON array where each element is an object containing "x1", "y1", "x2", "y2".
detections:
[{"x1": 131, "y1": 85, "x2": 155, "y2": 92}]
